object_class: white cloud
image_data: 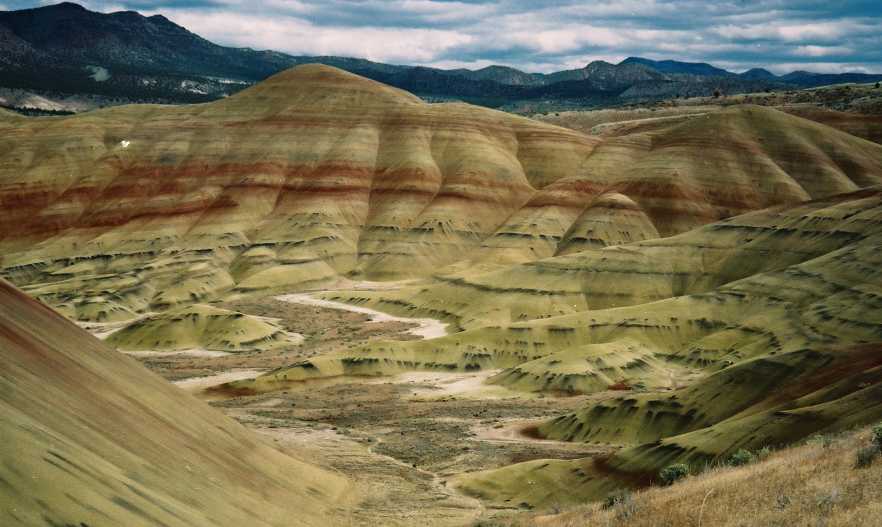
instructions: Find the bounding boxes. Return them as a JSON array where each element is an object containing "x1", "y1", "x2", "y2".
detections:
[
  {"x1": 714, "y1": 21, "x2": 867, "y2": 43},
  {"x1": 162, "y1": 10, "x2": 473, "y2": 63},
  {"x1": 792, "y1": 45, "x2": 854, "y2": 57},
  {"x1": 9, "y1": 0, "x2": 881, "y2": 74},
  {"x1": 765, "y1": 62, "x2": 873, "y2": 75}
]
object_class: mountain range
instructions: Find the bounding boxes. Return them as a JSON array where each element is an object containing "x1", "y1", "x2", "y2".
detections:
[{"x1": 2, "y1": 2, "x2": 882, "y2": 110}]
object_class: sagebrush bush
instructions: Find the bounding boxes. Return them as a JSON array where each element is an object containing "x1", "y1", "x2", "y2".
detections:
[
  {"x1": 659, "y1": 464, "x2": 689, "y2": 486},
  {"x1": 602, "y1": 489, "x2": 632, "y2": 510},
  {"x1": 871, "y1": 424, "x2": 882, "y2": 447},
  {"x1": 808, "y1": 434, "x2": 834, "y2": 448},
  {"x1": 727, "y1": 449, "x2": 755, "y2": 467},
  {"x1": 855, "y1": 444, "x2": 880, "y2": 468},
  {"x1": 756, "y1": 446, "x2": 772, "y2": 461}
]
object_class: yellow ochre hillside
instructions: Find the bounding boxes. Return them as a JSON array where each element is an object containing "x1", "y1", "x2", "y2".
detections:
[
  {"x1": 0, "y1": 279, "x2": 352, "y2": 526},
  {"x1": 2, "y1": 65, "x2": 882, "y2": 324}
]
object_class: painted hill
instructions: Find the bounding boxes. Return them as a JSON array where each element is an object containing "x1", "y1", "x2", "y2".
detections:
[
  {"x1": 237, "y1": 187, "x2": 882, "y2": 507},
  {"x1": 0, "y1": 278, "x2": 351, "y2": 526},
  {"x1": 0, "y1": 64, "x2": 597, "y2": 317},
  {"x1": 106, "y1": 304, "x2": 301, "y2": 352},
  {"x1": 2, "y1": 66, "x2": 881, "y2": 327}
]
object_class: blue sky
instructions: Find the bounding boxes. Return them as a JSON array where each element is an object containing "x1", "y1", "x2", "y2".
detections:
[{"x1": 5, "y1": 1, "x2": 882, "y2": 73}]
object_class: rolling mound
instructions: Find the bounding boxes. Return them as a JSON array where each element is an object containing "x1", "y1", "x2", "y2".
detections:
[
  {"x1": 0, "y1": 279, "x2": 351, "y2": 526},
  {"x1": 2, "y1": 66, "x2": 882, "y2": 322},
  {"x1": 312, "y1": 185, "x2": 882, "y2": 330},
  {"x1": 106, "y1": 304, "x2": 300, "y2": 352}
]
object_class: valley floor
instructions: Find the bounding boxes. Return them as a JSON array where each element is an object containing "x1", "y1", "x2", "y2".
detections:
[{"x1": 86, "y1": 283, "x2": 686, "y2": 525}]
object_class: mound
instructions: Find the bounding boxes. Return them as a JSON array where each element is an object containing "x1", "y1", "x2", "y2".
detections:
[
  {"x1": 454, "y1": 457, "x2": 619, "y2": 509},
  {"x1": 0, "y1": 279, "x2": 350, "y2": 526},
  {"x1": 106, "y1": 304, "x2": 300, "y2": 352},
  {"x1": 2, "y1": 67, "x2": 881, "y2": 322},
  {"x1": 236, "y1": 187, "x2": 880, "y2": 383},
  {"x1": 555, "y1": 192, "x2": 659, "y2": 255},
  {"x1": 332, "y1": 186, "x2": 882, "y2": 330},
  {"x1": 488, "y1": 339, "x2": 675, "y2": 394}
]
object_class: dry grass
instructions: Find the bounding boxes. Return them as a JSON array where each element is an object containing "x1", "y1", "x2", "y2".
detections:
[{"x1": 495, "y1": 426, "x2": 882, "y2": 527}]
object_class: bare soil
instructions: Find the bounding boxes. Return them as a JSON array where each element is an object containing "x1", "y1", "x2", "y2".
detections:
[{"x1": 97, "y1": 290, "x2": 619, "y2": 525}]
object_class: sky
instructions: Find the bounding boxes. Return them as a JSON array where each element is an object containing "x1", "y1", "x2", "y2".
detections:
[{"x1": 4, "y1": 1, "x2": 882, "y2": 74}]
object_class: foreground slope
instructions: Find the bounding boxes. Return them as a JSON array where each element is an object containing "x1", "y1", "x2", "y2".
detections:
[
  {"x1": 2, "y1": 66, "x2": 882, "y2": 324},
  {"x1": 500, "y1": 426, "x2": 882, "y2": 527},
  {"x1": 0, "y1": 279, "x2": 350, "y2": 526}
]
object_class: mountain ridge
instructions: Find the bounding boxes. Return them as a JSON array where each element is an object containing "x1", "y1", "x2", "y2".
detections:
[{"x1": 2, "y1": 2, "x2": 881, "y2": 110}]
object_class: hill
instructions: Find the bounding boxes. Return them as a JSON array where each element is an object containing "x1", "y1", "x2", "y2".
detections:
[
  {"x1": 2, "y1": 67, "x2": 881, "y2": 326},
  {"x1": 105, "y1": 304, "x2": 301, "y2": 352},
  {"x1": 495, "y1": 425, "x2": 882, "y2": 526},
  {"x1": 235, "y1": 187, "x2": 882, "y2": 508},
  {"x1": 621, "y1": 57, "x2": 731, "y2": 77},
  {"x1": 0, "y1": 278, "x2": 351, "y2": 526},
  {"x1": 0, "y1": 64, "x2": 598, "y2": 313}
]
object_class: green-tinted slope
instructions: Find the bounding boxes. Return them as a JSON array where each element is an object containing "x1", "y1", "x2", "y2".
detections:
[
  {"x1": 106, "y1": 304, "x2": 300, "y2": 352},
  {"x1": 335, "y1": 187, "x2": 882, "y2": 330},
  {"x1": 0, "y1": 279, "x2": 351, "y2": 526},
  {"x1": 238, "y1": 189, "x2": 882, "y2": 503}
]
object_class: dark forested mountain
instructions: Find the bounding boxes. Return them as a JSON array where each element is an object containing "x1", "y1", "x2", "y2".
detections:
[
  {"x1": 2, "y1": 2, "x2": 881, "y2": 111},
  {"x1": 619, "y1": 56, "x2": 732, "y2": 77}
]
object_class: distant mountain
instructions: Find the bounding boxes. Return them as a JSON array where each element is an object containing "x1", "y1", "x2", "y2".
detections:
[
  {"x1": 447, "y1": 65, "x2": 546, "y2": 86},
  {"x1": 0, "y1": 2, "x2": 300, "y2": 102},
  {"x1": 740, "y1": 68, "x2": 778, "y2": 80},
  {"x1": 1, "y1": 2, "x2": 880, "y2": 111},
  {"x1": 781, "y1": 70, "x2": 882, "y2": 87},
  {"x1": 620, "y1": 56, "x2": 732, "y2": 77}
]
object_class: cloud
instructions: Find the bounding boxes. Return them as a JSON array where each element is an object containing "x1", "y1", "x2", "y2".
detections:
[
  {"x1": 5, "y1": 0, "x2": 882, "y2": 73},
  {"x1": 161, "y1": 10, "x2": 474, "y2": 63},
  {"x1": 792, "y1": 45, "x2": 855, "y2": 58}
]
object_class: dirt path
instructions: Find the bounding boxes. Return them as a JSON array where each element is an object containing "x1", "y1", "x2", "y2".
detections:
[
  {"x1": 390, "y1": 370, "x2": 528, "y2": 399},
  {"x1": 277, "y1": 293, "x2": 449, "y2": 339},
  {"x1": 76, "y1": 311, "x2": 158, "y2": 339},
  {"x1": 123, "y1": 348, "x2": 232, "y2": 358},
  {"x1": 173, "y1": 368, "x2": 269, "y2": 392}
]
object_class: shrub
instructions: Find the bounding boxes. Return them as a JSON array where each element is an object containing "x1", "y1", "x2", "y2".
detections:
[
  {"x1": 808, "y1": 433, "x2": 834, "y2": 448},
  {"x1": 727, "y1": 449, "x2": 755, "y2": 467},
  {"x1": 602, "y1": 489, "x2": 639, "y2": 520},
  {"x1": 871, "y1": 423, "x2": 882, "y2": 447},
  {"x1": 756, "y1": 446, "x2": 772, "y2": 461},
  {"x1": 855, "y1": 444, "x2": 880, "y2": 468},
  {"x1": 659, "y1": 464, "x2": 689, "y2": 486},
  {"x1": 602, "y1": 489, "x2": 632, "y2": 509}
]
